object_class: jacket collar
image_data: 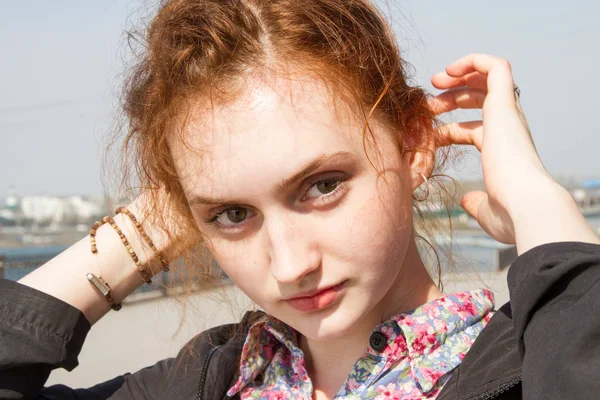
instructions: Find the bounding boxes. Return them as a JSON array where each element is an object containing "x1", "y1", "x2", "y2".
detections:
[{"x1": 436, "y1": 302, "x2": 522, "y2": 400}]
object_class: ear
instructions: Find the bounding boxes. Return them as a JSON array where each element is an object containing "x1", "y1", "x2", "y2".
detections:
[{"x1": 403, "y1": 128, "x2": 435, "y2": 192}]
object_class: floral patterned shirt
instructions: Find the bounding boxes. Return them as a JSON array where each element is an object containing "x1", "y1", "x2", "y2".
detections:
[{"x1": 227, "y1": 290, "x2": 495, "y2": 399}]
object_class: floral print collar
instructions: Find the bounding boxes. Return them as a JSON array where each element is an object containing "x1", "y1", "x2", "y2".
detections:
[{"x1": 227, "y1": 290, "x2": 495, "y2": 399}]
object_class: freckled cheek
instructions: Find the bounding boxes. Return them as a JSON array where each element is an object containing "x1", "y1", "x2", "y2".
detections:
[
  {"x1": 335, "y1": 181, "x2": 413, "y2": 278},
  {"x1": 209, "y1": 240, "x2": 272, "y2": 300}
]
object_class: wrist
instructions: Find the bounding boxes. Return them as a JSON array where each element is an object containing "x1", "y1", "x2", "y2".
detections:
[
  {"x1": 113, "y1": 212, "x2": 164, "y2": 274},
  {"x1": 127, "y1": 193, "x2": 195, "y2": 262},
  {"x1": 503, "y1": 174, "x2": 565, "y2": 217},
  {"x1": 91, "y1": 216, "x2": 152, "y2": 303},
  {"x1": 127, "y1": 196, "x2": 179, "y2": 260},
  {"x1": 504, "y1": 177, "x2": 600, "y2": 254}
]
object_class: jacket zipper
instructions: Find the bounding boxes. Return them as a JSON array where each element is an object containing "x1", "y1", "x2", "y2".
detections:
[
  {"x1": 196, "y1": 346, "x2": 219, "y2": 400},
  {"x1": 472, "y1": 376, "x2": 521, "y2": 400}
]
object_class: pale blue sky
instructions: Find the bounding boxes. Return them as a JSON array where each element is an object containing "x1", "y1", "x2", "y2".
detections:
[{"x1": 1, "y1": 1, "x2": 599, "y2": 197}]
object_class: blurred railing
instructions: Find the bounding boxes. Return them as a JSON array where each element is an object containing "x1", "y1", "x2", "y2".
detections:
[
  {"x1": 0, "y1": 246, "x2": 516, "y2": 317},
  {"x1": 0, "y1": 251, "x2": 231, "y2": 301},
  {"x1": 1, "y1": 245, "x2": 517, "y2": 283},
  {"x1": 0, "y1": 252, "x2": 56, "y2": 281},
  {"x1": 495, "y1": 245, "x2": 517, "y2": 270}
]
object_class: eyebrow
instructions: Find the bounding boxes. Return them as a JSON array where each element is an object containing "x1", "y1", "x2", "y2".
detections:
[{"x1": 188, "y1": 151, "x2": 355, "y2": 206}]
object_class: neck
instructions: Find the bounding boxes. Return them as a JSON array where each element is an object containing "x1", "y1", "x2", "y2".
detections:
[{"x1": 300, "y1": 238, "x2": 442, "y2": 397}]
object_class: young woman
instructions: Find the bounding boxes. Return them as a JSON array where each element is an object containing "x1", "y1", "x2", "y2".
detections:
[{"x1": 1, "y1": 0, "x2": 599, "y2": 399}]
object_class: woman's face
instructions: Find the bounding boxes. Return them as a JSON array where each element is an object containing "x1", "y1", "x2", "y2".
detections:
[{"x1": 170, "y1": 75, "x2": 422, "y2": 340}]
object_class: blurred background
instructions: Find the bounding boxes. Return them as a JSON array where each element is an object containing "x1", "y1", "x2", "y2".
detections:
[{"x1": 1, "y1": 0, "x2": 599, "y2": 388}]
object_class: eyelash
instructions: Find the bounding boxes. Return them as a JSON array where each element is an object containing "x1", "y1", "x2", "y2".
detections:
[
  {"x1": 302, "y1": 177, "x2": 347, "y2": 204},
  {"x1": 205, "y1": 175, "x2": 349, "y2": 232}
]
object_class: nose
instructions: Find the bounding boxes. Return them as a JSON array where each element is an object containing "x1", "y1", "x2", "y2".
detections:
[{"x1": 266, "y1": 213, "x2": 321, "y2": 284}]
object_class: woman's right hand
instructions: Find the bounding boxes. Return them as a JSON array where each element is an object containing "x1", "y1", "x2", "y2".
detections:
[
  {"x1": 429, "y1": 53, "x2": 599, "y2": 253},
  {"x1": 18, "y1": 190, "x2": 188, "y2": 324}
]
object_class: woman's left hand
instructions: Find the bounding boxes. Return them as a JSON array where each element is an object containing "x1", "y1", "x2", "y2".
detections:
[{"x1": 428, "y1": 53, "x2": 550, "y2": 244}]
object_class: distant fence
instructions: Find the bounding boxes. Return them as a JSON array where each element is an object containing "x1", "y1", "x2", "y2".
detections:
[
  {"x1": 1, "y1": 243, "x2": 518, "y2": 284},
  {"x1": 0, "y1": 253, "x2": 57, "y2": 281},
  {"x1": 0, "y1": 251, "x2": 231, "y2": 300},
  {"x1": 0, "y1": 252, "x2": 56, "y2": 271}
]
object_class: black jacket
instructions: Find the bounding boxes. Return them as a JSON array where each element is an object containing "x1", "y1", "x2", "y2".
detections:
[{"x1": 1, "y1": 242, "x2": 599, "y2": 399}]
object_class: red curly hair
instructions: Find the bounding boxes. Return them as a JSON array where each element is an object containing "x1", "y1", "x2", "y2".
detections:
[{"x1": 113, "y1": 0, "x2": 451, "y2": 289}]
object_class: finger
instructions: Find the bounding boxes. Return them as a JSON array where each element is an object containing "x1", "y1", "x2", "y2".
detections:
[
  {"x1": 428, "y1": 88, "x2": 487, "y2": 115},
  {"x1": 444, "y1": 53, "x2": 515, "y2": 102},
  {"x1": 436, "y1": 121, "x2": 483, "y2": 151},
  {"x1": 431, "y1": 71, "x2": 488, "y2": 91},
  {"x1": 460, "y1": 190, "x2": 487, "y2": 221}
]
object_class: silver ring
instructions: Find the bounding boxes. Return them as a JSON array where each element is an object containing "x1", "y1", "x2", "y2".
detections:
[{"x1": 513, "y1": 84, "x2": 521, "y2": 98}]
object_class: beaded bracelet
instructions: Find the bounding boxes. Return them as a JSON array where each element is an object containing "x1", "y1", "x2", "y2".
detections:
[
  {"x1": 89, "y1": 216, "x2": 152, "y2": 285},
  {"x1": 86, "y1": 272, "x2": 122, "y2": 311},
  {"x1": 116, "y1": 207, "x2": 170, "y2": 272}
]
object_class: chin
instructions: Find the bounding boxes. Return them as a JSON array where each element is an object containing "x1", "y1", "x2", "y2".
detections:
[{"x1": 278, "y1": 295, "x2": 375, "y2": 341}]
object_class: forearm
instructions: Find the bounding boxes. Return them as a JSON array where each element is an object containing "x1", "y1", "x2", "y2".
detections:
[
  {"x1": 508, "y1": 178, "x2": 600, "y2": 255},
  {"x1": 18, "y1": 200, "x2": 167, "y2": 325}
]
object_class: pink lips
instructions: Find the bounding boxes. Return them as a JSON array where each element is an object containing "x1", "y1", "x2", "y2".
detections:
[{"x1": 284, "y1": 281, "x2": 346, "y2": 312}]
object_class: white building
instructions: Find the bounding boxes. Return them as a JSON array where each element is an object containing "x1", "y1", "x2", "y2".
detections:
[
  {"x1": 20, "y1": 196, "x2": 104, "y2": 224},
  {"x1": 1, "y1": 189, "x2": 104, "y2": 227}
]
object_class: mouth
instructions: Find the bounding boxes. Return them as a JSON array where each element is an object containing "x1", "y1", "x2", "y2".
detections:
[{"x1": 284, "y1": 281, "x2": 347, "y2": 312}]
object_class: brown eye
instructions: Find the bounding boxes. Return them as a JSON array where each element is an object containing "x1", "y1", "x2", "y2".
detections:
[
  {"x1": 212, "y1": 207, "x2": 255, "y2": 228},
  {"x1": 226, "y1": 208, "x2": 247, "y2": 223},
  {"x1": 306, "y1": 178, "x2": 341, "y2": 198},
  {"x1": 316, "y1": 180, "x2": 340, "y2": 194}
]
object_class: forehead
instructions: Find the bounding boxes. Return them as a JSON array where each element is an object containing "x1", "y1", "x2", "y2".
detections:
[{"x1": 169, "y1": 76, "x2": 381, "y2": 199}]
